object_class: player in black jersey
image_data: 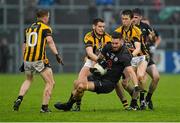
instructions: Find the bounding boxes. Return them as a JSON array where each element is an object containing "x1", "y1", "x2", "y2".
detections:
[{"x1": 54, "y1": 32, "x2": 140, "y2": 111}]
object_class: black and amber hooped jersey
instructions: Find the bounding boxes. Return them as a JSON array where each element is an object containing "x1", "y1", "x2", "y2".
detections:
[
  {"x1": 23, "y1": 21, "x2": 52, "y2": 62},
  {"x1": 84, "y1": 31, "x2": 112, "y2": 55}
]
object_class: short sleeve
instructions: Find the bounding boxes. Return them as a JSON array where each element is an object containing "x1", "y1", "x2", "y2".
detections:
[
  {"x1": 85, "y1": 41, "x2": 93, "y2": 47},
  {"x1": 84, "y1": 33, "x2": 94, "y2": 47},
  {"x1": 44, "y1": 28, "x2": 52, "y2": 37},
  {"x1": 133, "y1": 37, "x2": 140, "y2": 42}
]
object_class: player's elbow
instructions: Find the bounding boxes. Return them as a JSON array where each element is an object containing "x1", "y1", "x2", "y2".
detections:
[{"x1": 46, "y1": 36, "x2": 54, "y2": 44}]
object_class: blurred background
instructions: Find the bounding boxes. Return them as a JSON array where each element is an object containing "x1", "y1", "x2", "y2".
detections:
[{"x1": 0, "y1": 0, "x2": 180, "y2": 73}]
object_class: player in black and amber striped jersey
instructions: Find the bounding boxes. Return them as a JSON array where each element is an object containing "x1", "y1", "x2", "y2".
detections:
[
  {"x1": 114, "y1": 9, "x2": 150, "y2": 110},
  {"x1": 23, "y1": 21, "x2": 52, "y2": 62},
  {"x1": 13, "y1": 9, "x2": 63, "y2": 113},
  {"x1": 84, "y1": 30, "x2": 111, "y2": 57}
]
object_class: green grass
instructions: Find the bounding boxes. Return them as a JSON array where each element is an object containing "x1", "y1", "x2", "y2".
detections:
[{"x1": 0, "y1": 73, "x2": 180, "y2": 122}]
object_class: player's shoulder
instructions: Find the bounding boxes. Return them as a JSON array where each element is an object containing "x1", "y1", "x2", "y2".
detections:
[
  {"x1": 39, "y1": 21, "x2": 52, "y2": 31},
  {"x1": 140, "y1": 21, "x2": 149, "y2": 27},
  {"x1": 114, "y1": 26, "x2": 123, "y2": 33},
  {"x1": 121, "y1": 45, "x2": 130, "y2": 54},
  {"x1": 84, "y1": 31, "x2": 93, "y2": 38},
  {"x1": 132, "y1": 25, "x2": 141, "y2": 31},
  {"x1": 132, "y1": 25, "x2": 142, "y2": 34},
  {"x1": 104, "y1": 32, "x2": 112, "y2": 39},
  {"x1": 84, "y1": 31, "x2": 94, "y2": 41},
  {"x1": 140, "y1": 22, "x2": 152, "y2": 30}
]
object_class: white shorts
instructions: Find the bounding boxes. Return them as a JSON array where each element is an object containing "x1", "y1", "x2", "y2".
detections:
[
  {"x1": 83, "y1": 59, "x2": 94, "y2": 68},
  {"x1": 131, "y1": 55, "x2": 147, "y2": 67},
  {"x1": 24, "y1": 60, "x2": 45, "y2": 75}
]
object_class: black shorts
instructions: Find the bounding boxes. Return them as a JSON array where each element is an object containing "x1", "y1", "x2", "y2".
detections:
[
  {"x1": 87, "y1": 75, "x2": 116, "y2": 94},
  {"x1": 148, "y1": 56, "x2": 155, "y2": 67}
]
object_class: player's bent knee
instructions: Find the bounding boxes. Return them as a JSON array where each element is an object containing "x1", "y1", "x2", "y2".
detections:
[
  {"x1": 137, "y1": 74, "x2": 144, "y2": 82},
  {"x1": 77, "y1": 82, "x2": 86, "y2": 92},
  {"x1": 153, "y1": 75, "x2": 160, "y2": 83}
]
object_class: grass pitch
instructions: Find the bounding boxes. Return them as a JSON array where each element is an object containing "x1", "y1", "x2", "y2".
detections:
[{"x1": 0, "y1": 73, "x2": 180, "y2": 122}]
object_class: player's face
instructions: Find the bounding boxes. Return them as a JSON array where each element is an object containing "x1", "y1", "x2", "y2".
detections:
[
  {"x1": 121, "y1": 15, "x2": 132, "y2": 27},
  {"x1": 93, "y1": 22, "x2": 105, "y2": 35},
  {"x1": 132, "y1": 14, "x2": 142, "y2": 25},
  {"x1": 44, "y1": 13, "x2": 50, "y2": 24},
  {"x1": 112, "y1": 38, "x2": 122, "y2": 51}
]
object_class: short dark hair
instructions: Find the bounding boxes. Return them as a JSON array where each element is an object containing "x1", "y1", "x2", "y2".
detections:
[
  {"x1": 132, "y1": 8, "x2": 143, "y2": 16},
  {"x1": 93, "y1": 18, "x2": 104, "y2": 25},
  {"x1": 36, "y1": 9, "x2": 49, "y2": 18},
  {"x1": 121, "y1": 9, "x2": 133, "y2": 19},
  {"x1": 111, "y1": 32, "x2": 123, "y2": 39}
]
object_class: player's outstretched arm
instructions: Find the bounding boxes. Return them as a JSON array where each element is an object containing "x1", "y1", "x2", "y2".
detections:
[
  {"x1": 86, "y1": 46, "x2": 98, "y2": 62},
  {"x1": 46, "y1": 36, "x2": 64, "y2": 65}
]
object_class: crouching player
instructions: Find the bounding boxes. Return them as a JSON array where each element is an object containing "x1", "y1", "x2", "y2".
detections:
[{"x1": 54, "y1": 32, "x2": 140, "y2": 111}]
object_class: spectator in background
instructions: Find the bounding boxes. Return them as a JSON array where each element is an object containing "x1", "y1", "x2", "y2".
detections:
[{"x1": 0, "y1": 37, "x2": 10, "y2": 73}]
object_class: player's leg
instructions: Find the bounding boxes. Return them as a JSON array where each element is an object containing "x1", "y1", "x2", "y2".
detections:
[
  {"x1": 72, "y1": 59, "x2": 93, "y2": 111},
  {"x1": 72, "y1": 66, "x2": 91, "y2": 111},
  {"x1": 146, "y1": 64, "x2": 160, "y2": 109},
  {"x1": 40, "y1": 67, "x2": 55, "y2": 113},
  {"x1": 54, "y1": 78, "x2": 95, "y2": 111},
  {"x1": 136, "y1": 60, "x2": 148, "y2": 110},
  {"x1": 13, "y1": 73, "x2": 33, "y2": 111},
  {"x1": 13, "y1": 62, "x2": 34, "y2": 111},
  {"x1": 54, "y1": 66, "x2": 90, "y2": 112},
  {"x1": 123, "y1": 66, "x2": 140, "y2": 110},
  {"x1": 121, "y1": 74, "x2": 134, "y2": 97},
  {"x1": 115, "y1": 82, "x2": 129, "y2": 109}
]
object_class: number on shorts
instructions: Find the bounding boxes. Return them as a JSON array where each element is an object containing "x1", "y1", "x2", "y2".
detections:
[{"x1": 27, "y1": 32, "x2": 38, "y2": 47}]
